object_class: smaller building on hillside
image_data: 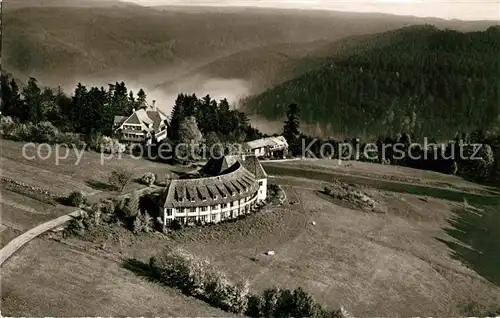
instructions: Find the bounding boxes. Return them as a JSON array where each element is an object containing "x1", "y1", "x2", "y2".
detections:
[
  {"x1": 242, "y1": 136, "x2": 289, "y2": 159},
  {"x1": 158, "y1": 154, "x2": 268, "y2": 226},
  {"x1": 113, "y1": 101, "x2": 169, "y2": 144}
]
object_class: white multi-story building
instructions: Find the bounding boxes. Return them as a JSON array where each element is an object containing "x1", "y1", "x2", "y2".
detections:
[
  {"x1": 159, "y1": 155, "x2": 267, "y2": 226},
  {"x1": 113, "y1": 101, "x2": 168, "y2": 144}
]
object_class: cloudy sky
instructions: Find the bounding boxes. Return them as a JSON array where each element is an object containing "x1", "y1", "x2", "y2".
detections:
[{"x1": 129, "y1": 0, "x2": 499, "y2": 21}]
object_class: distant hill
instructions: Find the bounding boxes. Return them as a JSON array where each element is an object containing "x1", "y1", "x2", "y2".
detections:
[
  {"x1": 4, "y1": 0, "x2": 136, "y2": 9},
  {"x1": 241, "y1": 25, "x2": 500, "y2": 140},
  {"x1": 3, "y1": 4, "x2": 497, "y2": 89}
]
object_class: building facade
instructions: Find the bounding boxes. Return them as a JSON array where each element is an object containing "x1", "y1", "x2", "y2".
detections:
[
  {"x1": 242, "y1": 136, "x2": 289, "y2": 159},
  {"x1": 159, "y1": 155, "x2": 267, "y2": 226},
  {"x1": 113, "y1": 101, "x2": 168, "y2": 144}
]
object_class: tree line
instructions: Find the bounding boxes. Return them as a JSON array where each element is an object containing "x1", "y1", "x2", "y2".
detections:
[
  {"x1": 0, "y1": 75, "x2": 263, "y2": 150},
  {"x1": 282, "y1": 103, "x2": 500, "y2": 184},
  {"x1": 0, "y1": 75, "x2": 146, "y2": 135}
]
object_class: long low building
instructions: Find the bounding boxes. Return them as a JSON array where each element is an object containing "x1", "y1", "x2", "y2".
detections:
[
  {"x1": 159, "y1": 155, "x2": 267, "y2": 226},
  {"x1": 242, "y1": 135, "x2": 289, "y2": 158}
]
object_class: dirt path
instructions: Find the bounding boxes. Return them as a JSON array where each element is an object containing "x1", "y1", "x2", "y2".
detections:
[
  {"x1": 0, "y1": 209, "x2": 82, "y2": 266},
  {"x1": 0, "y1": 185, "x2": 160, "y2": 267}
]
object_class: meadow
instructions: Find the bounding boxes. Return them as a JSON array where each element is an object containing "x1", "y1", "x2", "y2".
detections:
[
  {"x1": 2, "y1": 158, "x2": 500, "y2": 316},
  {"x1": 0, "y1": 139, "x2": 188, "y2": 246}
]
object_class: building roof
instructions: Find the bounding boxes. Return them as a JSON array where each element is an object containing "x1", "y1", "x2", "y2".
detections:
[
  {"x1": 146, "y1": 110, "x2": 167, "y2": 132},
  {"x1": 161, "y1": 161, "x2": 259, "y2": 209},
  {"x1": 114, "y1": 116, "x2": 126, "y2": 125},
  {"x1": 243, "y1": 136, "x2": 289, "y2": 151},
  {"x1": 241, "y1": 155, "x2": 268, "y2": 179},
  {"x1": 201, "y1": 155, "x2": 240, "y2": 176},
  {"x1": 117, "y1": 107, "x2": 168, "y2": 133},
  {"x1": 135, "y1": 109, "x2": 153, "y2": 125}
]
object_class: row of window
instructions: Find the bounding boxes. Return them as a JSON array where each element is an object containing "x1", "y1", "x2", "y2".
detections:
[
  {"x1": 166, "y1": 196, "x2": 257, "y2": 216},
  {"x1": 123, "y1": 133, "x2": 145, "y2": 139},
  {"x1": 123, "y1": 125, "x2": 142, "y2": 131},
  {"x1": 167, "y1": 206, "x2": 251, "y2": 224}
]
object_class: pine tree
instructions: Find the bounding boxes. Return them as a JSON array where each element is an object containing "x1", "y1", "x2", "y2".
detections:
[
  {"x1": 169, "y1": 93, "x2": 186, "y2": 141},
  {"x1": 283, "y1": 103, "x2": 301, "y2": 156},
  {"x1": 22, "y1": 77, "x2": 43, "y2": 123},
  {"x1": 0, "y1": 75, "x2": 12, "y2": 115},
  {"x1": 137, "y1": 88, "x2": 147, "y2": 107}
]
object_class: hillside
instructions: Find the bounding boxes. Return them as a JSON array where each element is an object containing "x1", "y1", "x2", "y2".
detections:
[
  {"x1": 156, "y1": 33, "x2": 382, "y2": 94},
  {"x1": 241, "y1": 25, "x2": 500, "y2": 140},
  {"x1": 4, "y1": 0, "x2": 136, "y2": 9},
  {"x1": 3, "y1": 3, "x2": 498, "y2": 90}
]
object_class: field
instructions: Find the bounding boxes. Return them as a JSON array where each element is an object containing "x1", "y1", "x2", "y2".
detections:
[
  {"x1": 0, "y1": 139, "x2": 186, "y2": 246},
  {"x1": 1, "y1": 238, "x2": 227, "y2": 317},
  {"x1": 2, "y1": 160, "x2": 500, "y2": 316},
  {"x1": 2, "y1": 143, "x2": 500, "y2": 316}
]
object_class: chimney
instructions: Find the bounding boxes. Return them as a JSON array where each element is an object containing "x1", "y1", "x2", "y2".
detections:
[{"x1": 152, "y1": 100, "x2": 156, "y2": 110}]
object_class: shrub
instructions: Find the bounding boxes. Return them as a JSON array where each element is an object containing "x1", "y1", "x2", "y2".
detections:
[
  {"x1": 108, "y1": 167, "x2": 132, "y2": 192},
  {"x1": 66, "y1": 191, "x2": 86, "y2": 207},
  {"x1": 99, "y1": 135, "x2": 126, "y2": 154},
  {"x1": 291, "y1": 287, "x2": 319, "y2": 317},
  {"x1": 457, "y1": 144, "x2": 495, "y2": 180},
  {"x1": 113, "y1": 197, "x2": 127, "y2": 214},
  {"x1": 132, "y1": 212, "x2": 144, "y2": 234},
  {"x1": 64, "y1": 217, "x2": 86, "y2": 237},
  {"x1": 146, "y1": 248, "x2": 341, "y2": 317},
  {"x1": 323, "y1": 186, "x2": 332, "y2": 195},
  {"x1": 123, "y1": 190, "x2": 140, "y2": 218},
  {"x1": 261, "y1": 288, "x2": 281, "y2": 317},
  {"x1": 98, "y1": 199, "x2": 117, "y2": 223},
  {"x1": 31, "y1": 121, "x2": 59, "y2": 143},
  {"x1": 81, "y1": 206, "x2": 102, "y2": 231},
  {"x1": 142, "y1": 212, "x2": 154, "y2": 232},
  {"x1": 9, "y1": 122, "x2": 34, "y2": 141},
  {"x1": 132, "y1": 211, "x2": 154, "y2": 234},
  {"x1": 140, "y1": 172, "x2": 156, "y2": 186},
  {"x1": 170, "y1": 219, "x2": 182, "y2": 230},
  {"x1": 204, "y1": 268, "x2": 232, "y2": 308},
  {"x1": 226, "y1": 281, "x2": 250, "y2": 314},
  {"x1": 246, "y1": 294, "x2": 263, "y2": 317},
  {"x1": 99, "y1": 199, "x2": 116, "y2": 214},
  {"x1": 0, "y1": 115, "x2": 15, "y2": 136},
  {"x1": 52, "y1": 132, "x2": 85, "y2": 147}
]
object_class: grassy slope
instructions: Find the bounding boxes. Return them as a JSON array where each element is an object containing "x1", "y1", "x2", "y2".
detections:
[
  {"x1": 1, "y1": 238, "x2": 227, "y2": 316},
  {"x1": 0, "y1": 139, "x2": 179, "y2": 196},
  {"x1": 1, "y1": 148, "x2": 499, "y2": 315},
  {"x1": 0, "y1": 138, "x2": 192, "y2": 247},
  {"x1": 4, "y1": 182, "x2": 499, "y2": 316}
]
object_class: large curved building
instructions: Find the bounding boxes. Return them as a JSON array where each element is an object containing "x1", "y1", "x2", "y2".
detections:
[{"x1": 159, "y1": 155, "x2": 267, "y2": 226}]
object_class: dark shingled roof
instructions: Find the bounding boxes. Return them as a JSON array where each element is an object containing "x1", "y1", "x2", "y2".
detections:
[
  {"x1": 162, "y1": 161, "x2": 258, "y2": 209},
  {"x1": 241, "y1": 155, "x2": 268, "y2": 179},
  {"x1": 117, "y1": 108, "x2": 168, "y2": 133},
  {"x1": 201, "y1": 155, "x2": 240, "y2": 176}
]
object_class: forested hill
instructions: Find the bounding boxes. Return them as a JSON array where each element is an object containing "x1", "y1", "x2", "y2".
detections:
[{"x1": 241, "y1": 25, "x2": 500, "y2": 140}]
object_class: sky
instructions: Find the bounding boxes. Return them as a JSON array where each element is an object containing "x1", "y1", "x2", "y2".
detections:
[{"x1": 127, "y1": 0, "x2": 499, "y2": 21}]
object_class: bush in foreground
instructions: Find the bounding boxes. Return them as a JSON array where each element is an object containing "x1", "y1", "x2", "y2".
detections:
[
  {"x1": 66, "y1": 191, "x2": 86, "y2": 207},
  {"x1": 108, "y1": 167, "x2": 132, "y2": 192},
  {"x1": 132, "y1": 211, "x2": 154, "y2": 234},
  {"x1": 140, "y1": 172, "x2": 156, "y2": 186},
  {"x1": 147, "y1": 248, "x2": 343, "y2": 317}
]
